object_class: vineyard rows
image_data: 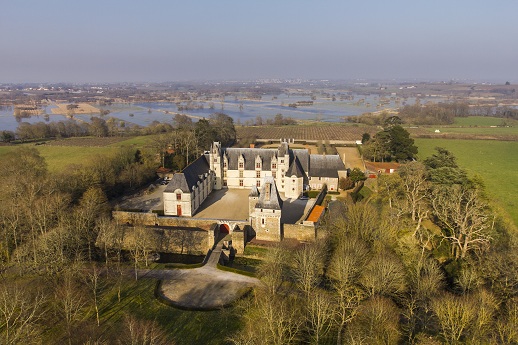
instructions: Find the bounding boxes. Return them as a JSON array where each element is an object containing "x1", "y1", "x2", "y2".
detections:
[{"x1": 236, "y1": 125, "x2": 378, "y2": 141}]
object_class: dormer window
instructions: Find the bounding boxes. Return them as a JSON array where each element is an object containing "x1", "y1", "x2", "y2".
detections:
[
  {"x1": 239, "y1": 162, "x2": 244, "y2": 169},
  {"x1": 256, "y1": 162, "x2": 261, "y2": 169}
]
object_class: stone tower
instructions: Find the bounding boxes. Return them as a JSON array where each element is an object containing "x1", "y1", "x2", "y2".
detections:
[
  {"x1": 210, "y1": 142, "x2": 223, "y2": 190},
  {"x1": 249, "y1": 176, "x2": 283, "y2": 241}
]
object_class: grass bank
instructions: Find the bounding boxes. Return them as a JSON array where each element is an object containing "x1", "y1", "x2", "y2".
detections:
[{"x1": 98, "y1": 275, "x2": 242, "y2": 345}]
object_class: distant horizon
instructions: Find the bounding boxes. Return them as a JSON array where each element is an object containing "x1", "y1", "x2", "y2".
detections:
[
  {"x1": 1, "y1": 77, "x2": 515, "y2": 86},
  {"x1": 2, "y1": 1, "x2": 517, "y2": 84}
]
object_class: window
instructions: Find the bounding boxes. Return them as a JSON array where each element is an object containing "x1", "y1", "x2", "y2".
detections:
[
  {"x1": 239, "y1": 179, "x2": 243, "y2": 187},
  {"x1": 280, "y1": 159, "x2": 284, "y2": 164},
  {"x1": 239, "y1": 162, "x2": 244, "y2": 169},
  {"x1": 176, "y1": 193, "x2": 181, "y2": 201},
  {"x1": 239, "y1": 171, "x2": 243, "y2": 178},
  {"x1": 224, "y1": 162, "x2": 227, "y2": 168},
  {"x1": 261, "y1": 218, "x2": 265, "y2": 226},
  {"x1": 223, "y1": 171, "x2": 227, "y2": 177},
  {"x1": 256, "y1": 171, "x2": 261, "y2": 178},
  {"x1": 256, "y1": 180, "x2": 261, "y2": 187},
  {"x1": 223, "y1": 180, "x2": 227, "y2": 186},
  {"x1": 272, "y1": 163, "x2": 277, "y2": 169},
  {"x1": 256, "y1": 162, "x2": 261, "y2": 169},
  {"x1": 214, "y1": 158, "x2": 217, "y2": 163}
]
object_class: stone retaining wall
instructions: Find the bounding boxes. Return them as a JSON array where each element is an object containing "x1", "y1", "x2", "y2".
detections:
[{"x1": 284, "y1": 223, "x2": 316, "y2": 242}]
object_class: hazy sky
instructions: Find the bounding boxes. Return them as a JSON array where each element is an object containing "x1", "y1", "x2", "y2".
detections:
[{"x1": 1, "y1": 0, "x2": 517, "y2": 83}]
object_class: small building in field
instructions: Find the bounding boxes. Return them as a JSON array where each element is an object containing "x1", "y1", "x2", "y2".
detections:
[{"x1": 364, "y1": 162, "x2": 401, "y2": 177}]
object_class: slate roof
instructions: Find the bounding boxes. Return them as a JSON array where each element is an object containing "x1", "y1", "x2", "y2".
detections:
[
  {"x1": 255, "y1": 176, "x2": 283, "y2": 210},
  {"x1": 278, "y1": 142, "x2": 289, "y2": 157},
  {"x1": 223, "y1": 148, "x2": 278, "y2": 171},
  {"x1": 165, "y1": 154, "x2": 210, "y2": 193},
  {"x1": 286, "y1": 156, "x2": 305, "y2": 178},
  {"x1": 309, "y1": 155, "x2": 346, "y2": 178},
  {"x1": 291, "y1": 149, "x2": 310, "y2": 173},
  {"x1": 249, "y1": 186, "x2": 259, "y2": 197}
]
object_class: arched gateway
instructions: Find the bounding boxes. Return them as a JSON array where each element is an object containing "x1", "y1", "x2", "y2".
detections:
[{"x1": 219, "y1": 223, "x2": 230, "y2": 234}]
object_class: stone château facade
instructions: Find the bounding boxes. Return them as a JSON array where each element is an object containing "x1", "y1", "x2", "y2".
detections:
[{"x1": 163, "y1": 141, "x2": 347, "y2": 218}]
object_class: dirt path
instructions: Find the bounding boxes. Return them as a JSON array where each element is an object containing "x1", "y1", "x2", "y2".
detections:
[
  {"x1": 336, "y1": 146, "x2": 365, "y2": 170},
  {"x1": 138, "y1": 242, "x2": 260, "y2": 310}
]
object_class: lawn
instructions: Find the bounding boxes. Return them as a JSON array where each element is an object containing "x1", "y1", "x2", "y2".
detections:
[
  {"x1": 415, "y1": 138, "x2": 518, "y2": 227},
  {"x1": 97, "y1": 276, "x2": 243, "y2": 345}
]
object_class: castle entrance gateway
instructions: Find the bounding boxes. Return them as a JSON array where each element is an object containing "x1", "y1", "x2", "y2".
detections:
[{"x1": 219, "y1": 223, "x2": 230, "y2": 234}]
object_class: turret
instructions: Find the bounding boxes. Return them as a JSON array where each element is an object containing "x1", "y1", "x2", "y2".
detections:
[{"x1": 210, "y1": 142, "x2": 223, "y2": 189}]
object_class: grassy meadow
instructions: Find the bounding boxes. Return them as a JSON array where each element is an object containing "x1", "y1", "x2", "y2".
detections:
[
  {"x1": 0, "y1": 136, "x2": 156, "y2": 172},
  {"x1": 415, "y1": 138, "x2": 518, "y2": 226},
  {"x1": 453, "y1": 116, "x2": 517, "y2": 127},
  {"x1": 423, "y1": 126, "x2": 518, "y2": 135}
]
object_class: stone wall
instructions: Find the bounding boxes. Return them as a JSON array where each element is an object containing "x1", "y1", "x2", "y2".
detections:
[
  {"x1": 284, "y1": 223, "x2": 316, "y2": 242},
  {"x1": 250, "y1": 208, "x2": 282, "y2": 241},
  {"x1": 112, "y1": 211, "x2": 216, "y2": 230}
]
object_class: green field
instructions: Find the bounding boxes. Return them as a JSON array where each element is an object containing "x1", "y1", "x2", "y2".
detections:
[
  {"x1": 416, "y1": 138, "x2": 518, "y2": 226},
  {"x1": 424, "y1": 126, "x2": 518, "y2": 135},
  {"x1": 453, "y1": 116, "x2": 516, "y2": 127},
  {"x1": 0, "y1": 136, "x2": 155, "y2": 172}
]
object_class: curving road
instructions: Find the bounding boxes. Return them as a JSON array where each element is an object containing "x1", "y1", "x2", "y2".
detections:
[{"x1": 138, "y1": 241, "x2": 260, "y2": 310}]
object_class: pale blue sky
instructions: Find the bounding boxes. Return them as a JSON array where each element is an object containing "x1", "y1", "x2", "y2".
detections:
[{"x1": 1, "y1": 0, "x2": 516, "y2": 83}]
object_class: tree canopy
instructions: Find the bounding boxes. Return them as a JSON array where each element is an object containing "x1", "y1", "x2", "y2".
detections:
[{"x1": 363, "y1": 125, "x2": 417, "y2": 162}]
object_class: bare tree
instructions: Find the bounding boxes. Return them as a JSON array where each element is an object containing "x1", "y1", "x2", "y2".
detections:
[
  {"x1": 397, "y1": 161, "x2": 429, "y2": 223},
  {"x1": 347, "y1": 296, "x2": 401, "y2": 345},
  {"x1": 494, "y1": 297, "x2": 518, "y2": 344},
  {"x1": 305, "y1": 289, "x2": 336, "y2": 345},
  {"x1": 128, "y1": 226, "x2": 159, "y2": 280},
  {"x1": 291, "y1": 243, "x2": 323, "y2": 298},
  {"x1": 55, "y1": 270, "x2": 86, "y2": 345},
  {"x1": 360, "y1": 248, "x2": 406, "y2": 299},
  {"x1": 258, "y1": 243, "x2": 290, "y2": 296},
  {"x1": 83, "y1": 265, "x2": 105, "y2": 327},
  {"x1": 430, "y1": 185, "x2": 492, "y2": 260},
  {"x1": 327, "y1": 236, "x2": 369, "y2": 344},
  {"x1": 123, "y1": 314, "x2": 170, "y2": 345},
  {"x1": 0, "y1": 283, "x2": 46, "y2": 345},
  {"x1": 431, "y1": 293, "x2": 477, "y2": 344}
]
